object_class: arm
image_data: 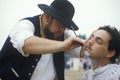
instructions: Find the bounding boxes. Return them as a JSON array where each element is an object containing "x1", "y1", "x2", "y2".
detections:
[
  {"x1": 23, "y1": 36, "x2": 84, "y2": 54},
  {"x1": 10, "y1": 20, "x2": 84, "y2": 55}
]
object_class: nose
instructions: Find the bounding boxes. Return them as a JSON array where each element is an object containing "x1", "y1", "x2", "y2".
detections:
[{"x1": 88, "y1": 38, "x2": 95, "y2": 46}]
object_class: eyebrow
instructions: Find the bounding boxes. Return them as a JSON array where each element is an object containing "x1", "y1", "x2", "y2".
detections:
[{"x1": 91, "y1": 33, "x2": 104, "y2": 43}]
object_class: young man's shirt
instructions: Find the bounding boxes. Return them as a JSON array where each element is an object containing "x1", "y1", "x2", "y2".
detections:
[{"x1": 82, "y1": 64, "x2": 120, "y2": 80}]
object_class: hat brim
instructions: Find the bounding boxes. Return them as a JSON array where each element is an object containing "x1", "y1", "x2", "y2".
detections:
[{"x1": 38, "y1": 4, "x2": 79, "y2": 31}]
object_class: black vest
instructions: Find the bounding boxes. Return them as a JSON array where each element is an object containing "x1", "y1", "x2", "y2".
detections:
[{"x1": 0, "y1": 15, "x2": 64, "y2": 80}]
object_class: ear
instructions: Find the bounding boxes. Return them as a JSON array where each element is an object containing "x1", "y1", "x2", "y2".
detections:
[
  {"x1": 44, "y1": 13, "x2": 52, "y2": 23},
  {"x1": 106, "y1": 50, "x2": 116, "y2": 58}
]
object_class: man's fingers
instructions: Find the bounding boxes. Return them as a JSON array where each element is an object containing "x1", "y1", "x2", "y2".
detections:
[
  {"x1": 72, "y1": 37, "x2": 85, "y2": 46},
  {"x1": 72, "y1": 41, "x2": 84, "y2": 46}
]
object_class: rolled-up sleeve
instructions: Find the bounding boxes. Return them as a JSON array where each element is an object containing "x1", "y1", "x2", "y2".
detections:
[{"x1": 9, "y1": 20, "x2": 35, "y2": 56}]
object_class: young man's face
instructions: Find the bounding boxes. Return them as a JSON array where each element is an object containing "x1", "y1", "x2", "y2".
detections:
[{"x1": 86, "y1": 30, "x2": 111, "y2": 60}]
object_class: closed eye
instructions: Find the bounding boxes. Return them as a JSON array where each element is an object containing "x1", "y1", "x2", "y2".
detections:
[{"x1": 96, "y1": 37, "x2": 104, "y2": 45}]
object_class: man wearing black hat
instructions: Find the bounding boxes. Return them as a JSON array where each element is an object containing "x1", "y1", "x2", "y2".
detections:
[{"x1": 0, "y1": 0, "x2": 84, "y2": 80}]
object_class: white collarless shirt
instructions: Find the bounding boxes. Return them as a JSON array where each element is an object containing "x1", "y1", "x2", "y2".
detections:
[{"x1": 82, "y1": 64, "x2": 120, "y2": 80}]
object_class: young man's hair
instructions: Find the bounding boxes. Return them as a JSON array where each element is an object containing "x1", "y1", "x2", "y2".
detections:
[{"x1": 98, "y1": 25, "x2": 120, "y2": 63}]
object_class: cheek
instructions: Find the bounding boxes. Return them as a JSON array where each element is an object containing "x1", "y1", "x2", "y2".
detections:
[
  {"x1": 49, "y1": 24, "x2": 59, "y2": 33},
  {"x1": 48, "y1": 26, "x2": 56, "y2": 33},
  {"x1": 89, "y1": 45, "x2": 108, "y2": 58}
]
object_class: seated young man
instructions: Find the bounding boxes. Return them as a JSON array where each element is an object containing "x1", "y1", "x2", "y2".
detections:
[{"x1": 81, "y1": 25, "x2": 120, "y2": 80}]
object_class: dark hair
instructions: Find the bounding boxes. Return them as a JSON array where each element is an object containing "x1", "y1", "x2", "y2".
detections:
[{"x1": 98, "y1": 25, "x2": 120, "y2": 63}]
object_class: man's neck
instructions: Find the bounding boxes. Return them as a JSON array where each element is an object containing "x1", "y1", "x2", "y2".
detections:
[{"x1": 91, "y1": 58, "x2": 110, "y2": 70}]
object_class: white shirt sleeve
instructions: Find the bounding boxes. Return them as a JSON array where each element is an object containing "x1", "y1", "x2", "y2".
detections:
[
  {"x1": 64, "y1": 29, "x2": 82, "y2": 58},
  {"x1": 9, "y1": 20, "x2": 35, "y2": 56}
]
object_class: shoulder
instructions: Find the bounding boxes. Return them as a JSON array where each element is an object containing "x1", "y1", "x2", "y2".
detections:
[
  {"x1": 9, "y1": 19, "x2": 35, "y2": 37},
  {"x1": 105, "y1": 64, "x2": 120, "y2": 79},
  {"x1": 13, "y1": 20, "x2": 35, "y2": 31}
]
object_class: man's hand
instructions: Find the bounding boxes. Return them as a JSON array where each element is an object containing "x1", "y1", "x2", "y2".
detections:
[{"x1": 63, "y1": 37, "x2": 85, "y2": 51}]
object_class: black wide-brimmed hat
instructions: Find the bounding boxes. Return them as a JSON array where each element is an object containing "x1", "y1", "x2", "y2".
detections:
[{"x1": 38, "y1": 0, "x2": 79, "y2": 31}]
